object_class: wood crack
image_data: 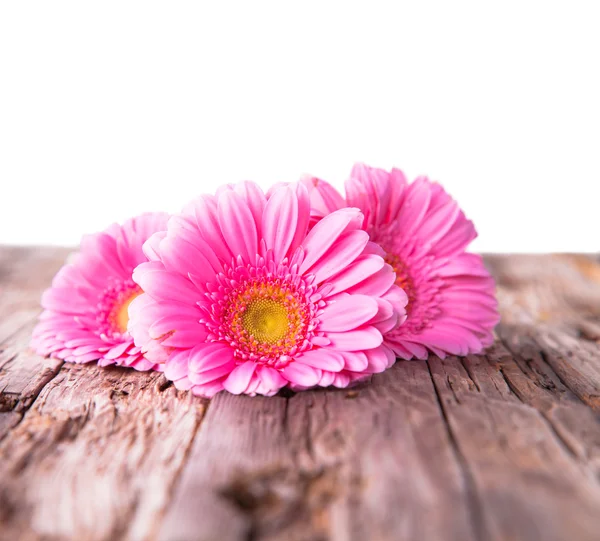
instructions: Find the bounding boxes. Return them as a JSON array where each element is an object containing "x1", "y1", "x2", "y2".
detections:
[
  {"x1": 460, "y1": 357, "x2": 481, "y2": 392},
  {"x1": 426, "y1": 360, "x2": 486, "y2": 541},
  {"x1": 498, "y1": 366, "x2": 580, "y2": 460},
  {"x1": 536, "y1": 346, "x2": 593, "y2": 407},
  {"x1": 3, "y1": 249, "x2": 600, "y2": 540},
  {"x1": 0, "y1": 356, "x2": 65, "y2": 443}
]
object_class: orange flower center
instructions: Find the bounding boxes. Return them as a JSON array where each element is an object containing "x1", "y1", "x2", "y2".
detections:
[
  {"x1": 116, "y1": 294, "x2": 139, "y2": 333},
  {"x1": 385, "y1": 253, "x2": 415, "y2": 309},
  {"x1": 222, "y1": 279, "x2": 310, "y2": 361}
]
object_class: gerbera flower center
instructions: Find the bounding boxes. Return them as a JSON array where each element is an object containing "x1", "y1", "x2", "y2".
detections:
[
  {"x1": 383, "y1": 250, "x2": 442, "y2": 334},
  {"x1": 97, "y1": 279, "x2": 142, "y2": 338},
  {"x1": 114, "y1": 292, "x2": 140, "y2": 333},
  {"x1": 242, "y1": 298, "x2": 289, "y2": 344},
  {"x1": 385, "y1": 253, "x2": 415, "y2": 307},
  {"x1": 204, "y1": 257, "x2": 324, "y2": 366},
  {"x1": 224, "y1": 280, "x2": 310, "y2": 362}
]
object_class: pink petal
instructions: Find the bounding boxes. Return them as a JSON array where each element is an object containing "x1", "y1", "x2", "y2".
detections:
[
  {"x1": 326, "y1": 255, "x2": 385, "y2": 296},
  {"x1": 262, "y1": 186, "x2": 298, "y2": 261},
  {"x1": 400, "y1": 341, "x2": 429, "y2": 359},
  {"x1": 143, "y1": 231, "x2": 167, "y2": 261},
  {"x1": 41, "y1": 288, "x2": 91, "y2": 314},
  {"x1": 387, "y1": 340, "x2": 415, "y2": 360},
  {"x1": 365, "y1": 347, "x2": 396, "y2": 374},
  {"x1": 326, "y1": 327, "x2": 383, "y2": 351},
  {"x1": 347, "y1": 266, "x2": 397, "y2": 297},
  {"x1": 287, "y1": 182, "x2": 311, "y2": 256},
  {"x1": 148, "y1": 311, "x2": 204, "y2": 340},
  {"x1": 362, "y1": 241, "x2": 386, "y2": 257},
  {"x1": 79, "y1": 232, "x2": 127, "y2": 278},
  {"x1": 395, "y1": 177, "x2": 432, "y2": 238},
  {"x1": 300, "y1": 176, "x2": 345, "y2": 218},
  {"x1": 282, "y1": 362, "x2": 321, "y2": 387},
  {"x1": 340, "y1": 351, "x2": 369, "y2": 372},
  {"x1": 189, "y1": 360, "x2": 236, "y2": 385},
  {"x1": 174, "y1": 376, "x2": 195, "y2": 391},
  {"x1": 235, "y1": 181, "x2": 267, "y2": 239},
  {"x1": 164, "y1": 349, "x2": 191, "y2": 381},
  {"x1": 309, "y1": 230, "x2": 370, "y2": 284},
  {"x1": 191, "y1": 380, "x2": 225, "y2": 398},
  {"x1": 257, "y1": 365, "x2": 287, "y2": 390},
  {"x1": 331, "y1": 372, "x2": 351, "y2": 388},
  {"x1": 183, "y1": 195, "x2": 233, "y2": 264},
  {"x1": 319, "y1": 294, "x2": 379, "y2": 332},
  {"x1": 161, "y1": 327, "x2": 208, "y2": 348},
  {"x1": 218, "y1": 190, "x2": 258, "y2": 263},
  {"x1": 318, "y1": 370, "x2": 336, "y2": 387},
  {"x1": 159, "y1": 234, "x2": 221, "y2": 285},
  {"x1": 296, "y1": 349, "x2": 344, "y2": 371},
  {"x1": 104, "y1": 341, "x2": 132, "y2": 360},
  {"x1": 300, "y1": 208, "x2": 363, "y2": 274},
  {"x1": 188, "y1": 343, "x2": 235, "y2": 373},
  {"x1": 223, "y1": 361, "x2": 258, "y2": 394},
  {"x1": 134, "y1": 269, "x2": 199, "y2": 304},
  {"x1": 346, "y1": 163, "x2": 390, "y2": 226},
  {"x1": 126, "y1": 356, "x2": 157, "y2": 371},
  {"x1": 69, "y1": 351, "x2": 101, "y2": 363}
]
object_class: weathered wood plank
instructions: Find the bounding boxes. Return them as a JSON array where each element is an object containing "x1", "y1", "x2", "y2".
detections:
[
  {"x1": 295, "y1": 361, "x2": 476, "y2": 541},
  {"x1": 160, "y1": 361, "x2": 476, "y2": 541},
  {"x1": 487, "y1": 254, "x2": 600, "y2": 409},
  {"x1": 429, "y1": 353, "x2": 600, "y2": 541},
  {"x1": 159, "y1": 393, "x2": 289, "y2": 541},
  {"x1": 490, "y1": 336, "x2": 600, "y2": 478},
  {"x1": 0, "y1": 246, "x2": 71, "y2": 440},
  {"x1": 0, "y1": 246, "x2": 72, "y2": 343},
  {"x1": 0, "y1": 246, "x2": 205, "y2": 540},
  {"x1": 0, "y1": 364, "x2": 203, "y2": 541},
  {"x1": 1, "y1": 247, "x2": 600, "y2": 541}
]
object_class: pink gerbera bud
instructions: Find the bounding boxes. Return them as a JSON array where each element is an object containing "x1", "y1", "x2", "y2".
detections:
[
  {"x1": 31, "y1": 213, "x2": 170, "y2": 370},
  {"x1": 301, "y1": 164, "x2": 500, "y2": 360},
  {"x1": 128, "y1": 182, "x2": 407, "y2": 397}
]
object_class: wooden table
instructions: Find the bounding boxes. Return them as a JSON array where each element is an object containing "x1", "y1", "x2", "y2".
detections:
[{"x1": 1, "y1": 247, "x2": 600, "y2": 541}]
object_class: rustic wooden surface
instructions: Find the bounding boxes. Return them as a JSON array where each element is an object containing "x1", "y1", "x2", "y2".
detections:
[{"x1": 1, "y1": 247, "x2": 600, "y2": 541}]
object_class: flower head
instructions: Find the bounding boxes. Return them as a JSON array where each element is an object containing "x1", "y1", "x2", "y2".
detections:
[
  {"x1": 301, "y1": 164, "x2": 499, "y2": 360},
  {"x1": 31, "y1": 213, "x2": 169, "y2": 370},
  {"x1": 129, "y1": 182, "x2": 407, "y2": 397}
]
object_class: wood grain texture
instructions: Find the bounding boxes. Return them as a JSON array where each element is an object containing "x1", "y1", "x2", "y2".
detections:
[
  {"x1": 1, "y1": 248, "x2": 600, "y2": 541},
  {"x1": 0, "y1": 247, "x2": 71, "y2": 440},
  {"x1": 0, "y1": 364, "x2": 203, "y2": 541}
]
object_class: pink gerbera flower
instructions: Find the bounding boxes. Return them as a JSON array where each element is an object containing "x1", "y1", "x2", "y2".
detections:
[
  {"x1": 128, "y1": 182, "x2": 407, "y2": 397},
  {"x1": 302, "y1": 164, "x2": 499, "y2": 360},
  {"x1": 31, "y1": 213, "x2": 169, "y2": 370}
]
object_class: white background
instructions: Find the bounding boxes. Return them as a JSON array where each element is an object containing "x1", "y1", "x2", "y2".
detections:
[{"x1": 1, "y1": 1, "x2": 598, "y2": 252}]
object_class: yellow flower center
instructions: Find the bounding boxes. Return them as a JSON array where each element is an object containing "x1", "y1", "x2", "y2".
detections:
[
  {"x1": 220, "y1": 277, "x2": 312, "y2": 362},
  {"x1": 242, "y1": 298, "x2": 289, "y2": 345},
  {"x1": 114, "y1": 292, "x2": 140, "y2": 334}
]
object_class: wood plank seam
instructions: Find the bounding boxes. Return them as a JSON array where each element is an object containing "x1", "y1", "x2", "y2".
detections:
[
  {"x1": 497, "y1": 364, "x2": 582, "y2": 460},
  {"x1": 3, "y1": 249, "x2": 600, "y2": 540},
  {"x1": 538, "y1": 346, "x2": 599, "y2": 408},
  {"x1": 459, "y1": 357, "x2": 482, "y2": 393},
  {"x1": 426, "y1": 360, "x2": 485, "y2": 541},
  {"x1": 0, "y1": 362, "x2": 64, "y2": 444},
  {"x1": 0, "y1": 322, "x2": 65, "y2": 444},
  {"x1": 497, "y1": 335, "x2": 600, "y2": 481}
]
